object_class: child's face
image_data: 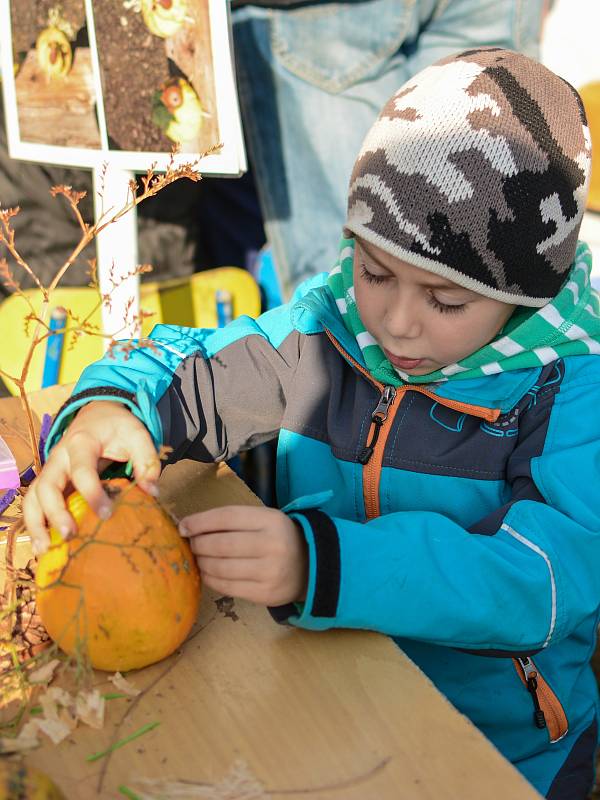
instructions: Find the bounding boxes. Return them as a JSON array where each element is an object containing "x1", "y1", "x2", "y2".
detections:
[{"x1": 353, "y1": 238, "x2": 516, "y2": 376}]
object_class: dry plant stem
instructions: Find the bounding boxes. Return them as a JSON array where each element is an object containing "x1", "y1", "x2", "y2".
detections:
[
  {"x1": 0, "y1": 211, "x2": 46, "y2": 297},
  {"x1": 1, "y1": 518, "x2": 24, "y2": 624}
]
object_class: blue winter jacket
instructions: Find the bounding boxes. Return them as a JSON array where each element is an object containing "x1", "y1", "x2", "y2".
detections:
[{"x1": 47, "y1": 275, "x2": 600, "y2": 798}]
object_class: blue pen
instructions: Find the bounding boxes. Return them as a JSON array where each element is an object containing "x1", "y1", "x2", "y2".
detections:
[
  {"x1": 215, "y1": 289, "x2": 233, "y2": 328},
  {"x1": 42, "y1": 306, "x2": 67, "y2": 388}
]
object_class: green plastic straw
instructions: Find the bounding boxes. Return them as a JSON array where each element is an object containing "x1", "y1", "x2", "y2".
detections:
[
  {"x1": 118, "y1": 787, "x2": 142, "y2": 800},
  {"x1": 86, "y1": 720, "x2": 160, "y2": 762}
]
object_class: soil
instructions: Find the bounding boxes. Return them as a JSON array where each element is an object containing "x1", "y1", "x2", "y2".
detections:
[{"x1": 92, "y1": 0, "x2": 171, "y2": 152}]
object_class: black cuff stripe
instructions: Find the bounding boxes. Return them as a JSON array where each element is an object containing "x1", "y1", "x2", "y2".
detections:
[
  {"x1": 299, "y1": 509, "x2": 340, "y2": 618},
  {"x1": 54, "y1": 387, "x2": 138, "y2": 422},
  {"x1": 267, "y1": 604, "x2": 297, "y2": 625}
]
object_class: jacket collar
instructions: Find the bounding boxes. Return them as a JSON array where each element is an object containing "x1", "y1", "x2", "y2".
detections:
[{"x1": 291, "y1": 277, "x2": 544, "y2": 414}]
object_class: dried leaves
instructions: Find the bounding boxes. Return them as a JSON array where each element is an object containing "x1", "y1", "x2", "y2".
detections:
[
  {"x1": 0, "y1": 663, "x2": 144, "y2": 754},
  {"x1": 0, "y1": 686, "x2": 105, "y2": 752},
  {"x1": 109, "y1": 672, "x2": 141, "y2": 697}
]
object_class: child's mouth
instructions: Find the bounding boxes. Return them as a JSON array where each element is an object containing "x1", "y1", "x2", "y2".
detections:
[{"x1": 384, "y1": 350, "x2": 424, "y2": 370}]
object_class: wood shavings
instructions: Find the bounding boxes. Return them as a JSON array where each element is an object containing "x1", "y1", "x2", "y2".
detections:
[
  {"x1": 36, "y1": 687, "x2": 77, "y2": 743},
  {"x1": 0, "y1": 720, "x2": 40, "y2": 752},
  {"x1": 132, "y1": 759, "x2": 269, "y2": 799},
  {"x1": 110, "y1": 671, "x2": 142, "y2": 696},
  {"x1": 27, "y1": 657, "x2": 61, "y2": 684},
  {"x1": 1, "y1": 685, "x2": 107, "y2": 752},
  {"x1": 75, "y1": 688, "x2": 105, "y2": 729},
  {"x1": 35, "y1": 711, "x2": 76, "y2": 744}
]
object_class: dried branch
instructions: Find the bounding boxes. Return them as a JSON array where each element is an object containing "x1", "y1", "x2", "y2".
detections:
[
  {"x1": 49, "y1": 185, "x2": 89, "y2": 234},
  {"x1": 0, "y1": 208, "x2": 47, "y2": 297}
]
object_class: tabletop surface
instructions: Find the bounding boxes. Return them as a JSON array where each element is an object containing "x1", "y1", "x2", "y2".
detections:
[{"x1": 0, "y1": 390, "x2": 541, "y2": 799}]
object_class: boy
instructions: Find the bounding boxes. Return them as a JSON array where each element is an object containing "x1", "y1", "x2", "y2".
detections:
[{"x1": 24, "y1": 49, "x2": 600, "y2": 798}]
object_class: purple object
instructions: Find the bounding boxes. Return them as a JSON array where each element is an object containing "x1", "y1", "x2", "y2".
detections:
[
  {"x1": 38, "y1": 413, "x2": 52, "y2": 466},
  {"x1": 0, "y1": 434, "x2": 19, "y2": 490},
  {"x1": 0, "y1": 487, "x2": 18, "y2": 516}
]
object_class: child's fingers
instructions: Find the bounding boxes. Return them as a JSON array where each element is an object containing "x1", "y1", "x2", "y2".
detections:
[
  {"x1": 67, "y1": 447, "x2": 112, "y2": 519},
  {"x1": 180, "y1": 505, "x2": 274, "y2": 536},
  {"x1": 200, "y1": 574, "x2": 265, "y2": 603},
  {"x1": 23, "y1": 455, "x2": 73, "y2": 553},
  {"x1": 195, "y1": 555, "x2": 261, "y2": 582},
  {"x1": 186, "y1": 530, "x2": 261, "y2": 558},
  {"x1": 23, "y1": 487, "x2": 52, "y2": 555},
  {"x1": 119, "y1": 425, "x2": 160, "y2": 492},
  {"x1": 132, "y1": 454, "x2": 161, "y2": 494}
]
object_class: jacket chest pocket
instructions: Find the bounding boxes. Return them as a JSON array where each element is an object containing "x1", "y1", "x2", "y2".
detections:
[
  {"x1": 513, "y1": 656, "x2": 569, "y2": 743},
  {"x1": 270, "y1": 0, "x2": 420, "y2": 93}
]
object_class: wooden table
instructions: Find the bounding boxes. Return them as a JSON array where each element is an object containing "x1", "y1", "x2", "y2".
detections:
[{"x1": 0, "y1": 387, "x2": 542, "y2": 799}]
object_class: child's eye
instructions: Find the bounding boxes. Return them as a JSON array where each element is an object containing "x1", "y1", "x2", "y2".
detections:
[
  {"x1": 427, "y1": 293, "x2": 466, "y2": 314},
  {"x1": 360, "y1": 264, "x2": 388, "y2": 285}
]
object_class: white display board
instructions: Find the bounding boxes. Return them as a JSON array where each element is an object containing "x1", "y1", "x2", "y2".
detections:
[
  {"x1": 0, "y1": 0, "x2": 245, "y2": 174},
  {"x1": 0, "y1": 0, "x2": 246, "y2": 340}
]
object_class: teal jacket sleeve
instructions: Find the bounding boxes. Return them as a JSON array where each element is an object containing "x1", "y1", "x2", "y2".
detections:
[
  {"x1": 286, "y1": 358, "x2": 600, "y2": 653},
  {"x1": 45, "y1": 300, "x2": 305, "y2": 464}
]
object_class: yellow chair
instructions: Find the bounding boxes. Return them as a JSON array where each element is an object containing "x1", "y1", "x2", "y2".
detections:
[
  {"x1": 0, "y1": 267, "x2": 261, "y2": 395},
  {"x1": 579, "y1": 82, "x2": 600, "y2": 213}
]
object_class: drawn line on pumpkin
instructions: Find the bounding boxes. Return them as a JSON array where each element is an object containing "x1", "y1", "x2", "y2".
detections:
[{"x1": 86, "y1": 719, "x2": 160, "y2": 762}]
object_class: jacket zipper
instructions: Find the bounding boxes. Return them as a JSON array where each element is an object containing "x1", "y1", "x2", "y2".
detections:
[
  {"x1": 360, "y1": 385, "x2": 402, "y2": 520},
  {"x1": 323, "y1": 329, "x2": 501, "y2": 520},
  {"x1": 514, "y1": 657, "x2": 568, "y2": 742},
  {"x1": 359, "y1": 385, "x2": 397, "y2": 464}
]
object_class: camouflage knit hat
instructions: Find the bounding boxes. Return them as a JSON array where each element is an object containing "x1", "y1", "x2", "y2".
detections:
[{"x1": 345, "y1": 48, "x2": 591, "y2": 307}]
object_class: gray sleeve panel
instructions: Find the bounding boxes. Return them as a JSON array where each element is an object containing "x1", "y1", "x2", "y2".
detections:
[{"x1": 156, "y1": 328, "x2": 303, "y2": 463}]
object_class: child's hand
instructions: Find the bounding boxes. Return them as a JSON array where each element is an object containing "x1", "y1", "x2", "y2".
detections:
[
  {"x1": 23, "y1": 401, "x2": 160, "y2": 555},
  {"x1": 179, "y1": 506, "x2": 308, "y2": 606}
]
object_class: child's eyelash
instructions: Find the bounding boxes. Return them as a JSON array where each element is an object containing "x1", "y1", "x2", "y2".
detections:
[
  {"x1": 426, "y1": 294, "x2": 466, "y2": 314},
  {"x1": 360, "y1": 265, "x2": 466, "y2": 314},
  {"x1": 360, "y1": 265, "x2": 387, "y2": 284}
]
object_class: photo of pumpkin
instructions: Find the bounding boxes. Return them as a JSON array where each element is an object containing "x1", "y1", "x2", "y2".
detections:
[
  {"x1": 152, "y1": 77, "x2": 208, "y2": 144},
  {"x1": 8, "y1": 0, "x2": 101, "y2": 149},
  {"x1": 35, "y1": 478, "x2": 202, "y2": 672},
  {"x1": 141, "y1": 0, "x2": 189, "y2": 38},
  {"x1": 92, "y1": 0, "x2": 219, "y2": 153},
  {"x1": 35, "y1": 26, "x2": 72, "y2": 79}
]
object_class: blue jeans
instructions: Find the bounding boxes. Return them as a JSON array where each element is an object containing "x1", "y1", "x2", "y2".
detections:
[{"x1": 231, "y1": 0, "x2": 547, "y2": 298}]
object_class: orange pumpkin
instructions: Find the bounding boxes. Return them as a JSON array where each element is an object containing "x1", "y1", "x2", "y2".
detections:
[{"x1": 35, "y1": 479, "x2": 201, "y2": 672}]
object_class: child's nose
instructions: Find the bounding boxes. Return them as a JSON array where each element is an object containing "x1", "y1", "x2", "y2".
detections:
[{"x1": 385, "y1": 296, "x2": 422, "y2": 339}]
